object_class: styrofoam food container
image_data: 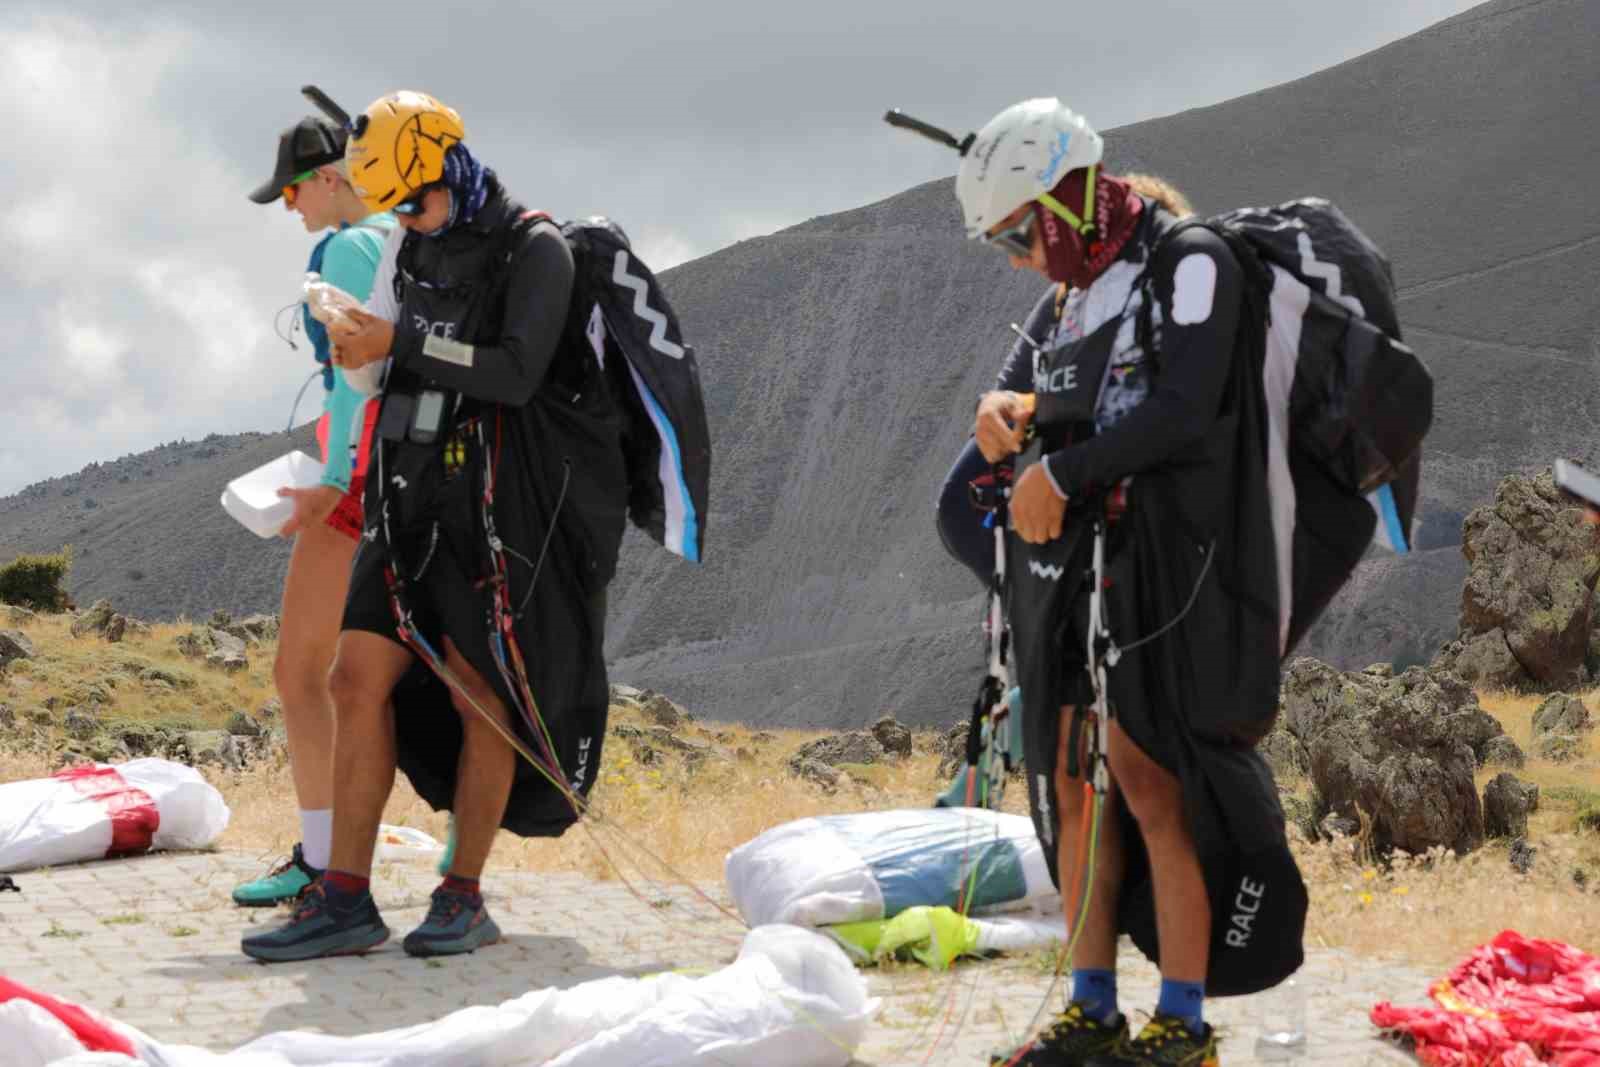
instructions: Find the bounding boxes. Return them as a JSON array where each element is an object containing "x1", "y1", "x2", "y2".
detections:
[
  {"x1": 375, "y1": 824, "x2": 445, "y2": 863},
  {"x1": 220, "y1": 450, "x2": 325, "y2": 538}
]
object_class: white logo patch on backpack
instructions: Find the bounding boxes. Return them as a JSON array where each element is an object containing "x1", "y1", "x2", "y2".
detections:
[{"x1": 1170, "y1": 252, "x2": 1218, "y2": 326}]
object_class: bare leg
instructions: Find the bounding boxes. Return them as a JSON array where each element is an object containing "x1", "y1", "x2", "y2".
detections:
[
  {"x1": 326, "y1": 631, "x2": 414, "y2": 878},
  {"x1": 1056, "y1": 705, "x2": 1125, "y2": 973},
  {"x1": 1107, "y1": 720, "x2": 1209, "y2": 982},
  {"x1": 440, "y1": 637, "x2": 515, "y2": 881},
  {"x1": 273, "y1": 523, "x2": 358, "y2": 813}
]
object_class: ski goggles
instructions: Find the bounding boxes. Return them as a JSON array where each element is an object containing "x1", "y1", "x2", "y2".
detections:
[
  {"x1": 982, "y1": 211, "x2": 1038, "y2": 258},
  {"x1": 280, "y1": 168, "x2": 318, "y2": 206},
  {"x1": 392, "y1": 183, "x2": 441, "y2": 216}
]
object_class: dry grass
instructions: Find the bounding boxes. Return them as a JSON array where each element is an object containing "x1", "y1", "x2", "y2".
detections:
[
  {"x1": 3, "y1": 610, "x2": 1598, "y2": 970},
  {"x1": 0, "y1": 612, "x2": 276, "y2": 731}
]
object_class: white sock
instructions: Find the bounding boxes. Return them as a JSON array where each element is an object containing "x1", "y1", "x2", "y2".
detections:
[{"x1": 299, "y1": 809, "x2": 334, "y2": 870}]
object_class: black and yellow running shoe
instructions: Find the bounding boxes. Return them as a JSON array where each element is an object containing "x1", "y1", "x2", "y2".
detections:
[
  {"x1": 1085, "y1": 1013, "x2": 1220, "y2": 1066},
  {"x1": 991, "y1": 1002, "x2": 1129, "y2": 1066}
]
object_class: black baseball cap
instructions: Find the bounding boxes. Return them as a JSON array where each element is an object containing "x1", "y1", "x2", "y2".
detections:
[{"x1": 248, "y1": 117, "x2": 347, "y2": 204}]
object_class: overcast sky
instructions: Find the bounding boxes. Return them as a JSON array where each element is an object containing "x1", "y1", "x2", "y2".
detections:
[{"x1": 0, "y1": 1, "x2": 1485, "y2": 496}]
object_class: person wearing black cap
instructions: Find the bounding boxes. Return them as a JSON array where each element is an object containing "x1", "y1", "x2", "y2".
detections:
[{"x1": 234, "y1": 116, "x2": 395, "y2": 909}]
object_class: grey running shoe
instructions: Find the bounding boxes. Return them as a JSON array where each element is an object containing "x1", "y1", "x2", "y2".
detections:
[
  {"x1": 241, "y1": 880, "x2": 389, "y2": 962},
  {"x1": 402, "y1": 886, "x2": 502, "y2": 957}
]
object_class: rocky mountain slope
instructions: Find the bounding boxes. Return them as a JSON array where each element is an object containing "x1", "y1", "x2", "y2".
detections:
[{"x1": 3, "y1": 0, "x2": 1596, "y2": 727}]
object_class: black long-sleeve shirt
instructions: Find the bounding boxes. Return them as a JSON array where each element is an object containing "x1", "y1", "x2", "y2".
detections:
[
  {"x1": 990, "y1": 218, "x2": 1244, "y2": 497},
  {"x1": 368, "y1": 186, "x2": 574, "y2": 407}
]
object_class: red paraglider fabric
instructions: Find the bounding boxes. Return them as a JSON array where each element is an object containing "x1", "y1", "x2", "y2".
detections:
[
  {"x1": 0, "y1": 975, "x2": 137, "y2": 1055},
  {"x1": 54, "y1": 764, "x2": 160, "y2": 856},
  {"x1": 1371, "y1": 930, "x2": 1600, "y2": 1066}
]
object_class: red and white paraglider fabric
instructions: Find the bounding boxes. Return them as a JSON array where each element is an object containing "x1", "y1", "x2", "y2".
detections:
[{"x1": 1371, "y1": 930, "x2": 1600, "y2": 1066}]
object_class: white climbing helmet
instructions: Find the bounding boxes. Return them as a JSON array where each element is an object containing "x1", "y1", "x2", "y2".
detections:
[{"x1": 955, "y1": 98, "x2": 1103, "y2": 239}]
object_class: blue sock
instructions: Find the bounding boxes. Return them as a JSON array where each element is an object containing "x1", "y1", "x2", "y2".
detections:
[
  {"x1": 1071, "y1": 968, "x2": 1118, "y2": 1023},
  {"x1": 1157, "y1": 978, "x2": 1206, "y2": 1034}
]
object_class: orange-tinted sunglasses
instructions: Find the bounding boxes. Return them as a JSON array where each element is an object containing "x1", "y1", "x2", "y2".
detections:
[{"x1": 281, "y1": 168, "x2": 318, "y2": 206}]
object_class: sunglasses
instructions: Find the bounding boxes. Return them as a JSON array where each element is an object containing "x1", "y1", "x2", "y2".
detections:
[
  {"x1": 280, "y1": 168, "x2": 318, "y2": 206},
  {"x1": 983, "y1": 210, "x2": 1038, "y2": 258}
]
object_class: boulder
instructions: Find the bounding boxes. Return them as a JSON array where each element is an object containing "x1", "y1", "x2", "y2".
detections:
[
  {"x1": 4, "y1": 605, "x2": 37, "y2": 626},
  {"x1": 789, "y1": 730, "x2": 884, "y2": 771},
  {"x1": 1534, "y1": 733, "x2": 1585, "y2": 762},
  {"x1": 206, "y1": 648, "x2": 249, "y2": 673},
  {"x1": 1481, "y1": 735, "x2": 1527, "y2": 769},
  {"x1": 1483, "y1": 774, "x2": 1540, "y2": 839},
  {"x1": 1531, "y1": 694, "x2": 1592, "y2": 761},
  {"x1": 113, "y1": 722, "x2": 176, "y2": 758},
  {"x1": 640, "y1": 693, "x2": 685, "y2": 729},
  {"x1": 231, "y1": 614, "x2": 280, "y2": 642},
  {"x1": 1431, "y1": 629, "x2": 1525, "y2": 690},
  {"x1": 183, "y1": 730, "x2": 243, "y2": 771},
  {"x1": 1450, "y1": 470, "x2": 1600, "y2": 689},
  {"x1": 225, "y1": 710, "x2": 264, "y2": 738},
  {"x1": 139, "y1": 665, "x2": 194, "y2": 690},
  {"x1": 610, "y1": 683, "x2": 646, "y2": 703},
  {"x1": 0, "y1": 629, "x2": 36, "y2": 669},
  {"x1": 103, "y1": 614, "x2": 127, "y2": 644},
  {"x1": 1278, "y1": 658, "x2": 1487, "y2": 855},
  {"x1": 791, "y1": 758, "x2": 842, "y2": 792},
  {"x1": 871, "y1": 715, "x2": 914, "y2": 760},
  {"x1": 70, "y1": 599, "x2": 117, "y2": 639},
  {"x1": 0, "y1": 703, "x2": 14, "y2": 730},
  {"x1": 1509, "y1": 837, "x2": 1537, "y2": 874},
  {"x1": 1532, "y1": 694, "x2": 1592, "y2": 737},
  {"x1": 178, "y1": 626, "x2": 248, "y2": 671}
]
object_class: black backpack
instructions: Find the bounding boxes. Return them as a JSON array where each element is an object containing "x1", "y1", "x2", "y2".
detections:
[
  {"x1": 512, "y1": 212, "x2": 711, "y2": 563},
  {"x1": 1136, "y1": 198, "x2": 1432, "y2": 654}
]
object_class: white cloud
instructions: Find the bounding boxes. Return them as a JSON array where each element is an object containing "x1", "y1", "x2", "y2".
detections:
[{"x1": 0, "y1": 0, "x2": 1490, "y2": 497}]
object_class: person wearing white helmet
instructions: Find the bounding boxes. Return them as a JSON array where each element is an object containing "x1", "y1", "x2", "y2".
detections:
[{"x1": 942, "y1": 99, "x2": 1248, "y2": 1067}]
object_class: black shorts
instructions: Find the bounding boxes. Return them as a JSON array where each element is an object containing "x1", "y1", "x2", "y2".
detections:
[{"x1": 342, "y1": 516, "x2": 509, "y2": 712}]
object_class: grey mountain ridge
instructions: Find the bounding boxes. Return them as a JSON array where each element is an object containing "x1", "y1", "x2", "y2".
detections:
[{"x1": 3, "y1": 0, "x2": 1597, "y2": 728}]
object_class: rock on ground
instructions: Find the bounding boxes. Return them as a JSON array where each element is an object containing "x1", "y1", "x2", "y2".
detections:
[
  {"x1": 789, "y1": 729, "x2": 884, "y2": 770},
  {"x1": 1434, "y1": 470, "x2": 1600, "y2": 690},
  {"x1": 871, "y1": 715, "x2": 913, "y2": 759},
  {"x1": 69, "y1": 599, "x2": 117, "y2": 639},
  {"x1": 1480, "y1": 734, "x2": 1526, "y2": 769},
  {"x1": 0, "y1": 629, "x2": 36, "y2": 668},
  {"x1": 1279, "y1": 658, "x2": 1490, "y2": 855},
  {"x1": 1531, "y1": 693, "x2": 1594, "y2": 762},
  {"x1": 1482, "y1": 773, "x2": 1540, "y2": 839}
]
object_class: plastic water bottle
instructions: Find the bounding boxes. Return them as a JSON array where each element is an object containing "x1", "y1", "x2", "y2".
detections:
[{"x1": 1254, "y1": 977, "x2": 1307, "y2": 1060}]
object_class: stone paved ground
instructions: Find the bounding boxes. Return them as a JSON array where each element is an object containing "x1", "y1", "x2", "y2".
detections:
[{"x1": 0, "y1": 851, "x2": 1429, "y2": 1065}]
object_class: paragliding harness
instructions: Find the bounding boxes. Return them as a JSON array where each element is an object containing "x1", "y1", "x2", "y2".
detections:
[
  {"x1": 367, "y1": 206, "x2": 711, "y2": 815},
  {"x1": 936, "y1": 461, "x2": 1020, "y2": 811}
]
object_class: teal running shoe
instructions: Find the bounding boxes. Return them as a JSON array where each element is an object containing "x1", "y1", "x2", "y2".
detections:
[
  {"x1": 436, "y1": 816, "x2": 457, "y2": 877},
  {"x1": 232, "y1": 843, "x2": 321, "y2": 907},
  {"x1": 402, "y1": 886, "x2": 501, "y2": 957},
  {"x1": 241, "y1": 880, "x2": 389, "y2": 962}
]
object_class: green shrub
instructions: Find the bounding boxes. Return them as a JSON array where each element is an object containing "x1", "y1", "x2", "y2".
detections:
[{"x1": 0, "y1": 548, "x2": 73, "y2": 612}]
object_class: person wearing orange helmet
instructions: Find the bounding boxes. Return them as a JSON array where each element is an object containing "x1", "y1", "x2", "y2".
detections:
[{"x1": 244, "y1": 90, "x2": 628, "y2": 963}]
